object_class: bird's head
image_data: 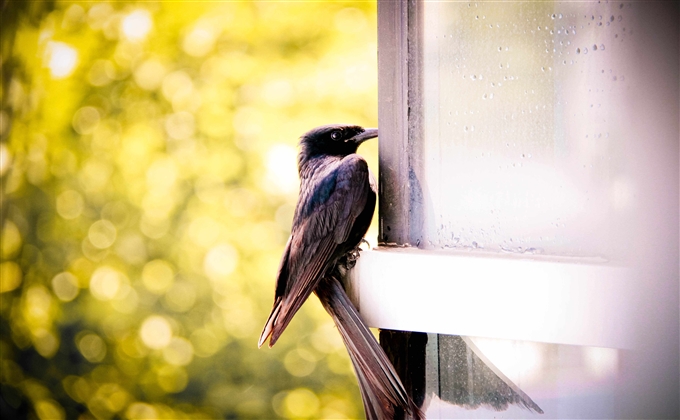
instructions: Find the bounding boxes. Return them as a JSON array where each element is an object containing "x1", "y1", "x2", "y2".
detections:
[{"x1": 298, "y1": 124, "x2": 378, "y2": 161}]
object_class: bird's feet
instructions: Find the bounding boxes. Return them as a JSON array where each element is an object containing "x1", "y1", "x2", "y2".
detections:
[
  {"x1": 343, "y1": 248, "x2": 360, "y2": 270},
  {"x1": 340, "y1": 239, "x2": 370, "y2": 270}
]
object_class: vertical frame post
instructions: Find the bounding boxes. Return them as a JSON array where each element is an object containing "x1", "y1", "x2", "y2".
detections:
[
  {"x1": 377, "y1": 1, "x2": 427, "y2": 415},
  {"x1": 377, "y1": 0, "x2": 424, "y2": 247}
]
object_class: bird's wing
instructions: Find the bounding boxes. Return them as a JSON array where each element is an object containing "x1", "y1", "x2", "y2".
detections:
[
  {"x1": 257, "y1": 236, "x2": 291, "y2": 348},
  {"x1": 259, "y1": 155, "x2": 373, "y2": 347}
]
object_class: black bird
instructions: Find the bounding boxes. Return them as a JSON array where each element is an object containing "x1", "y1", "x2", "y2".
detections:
[{"x1": 259, "y1": 124, "x2": 422, "y2": 420}]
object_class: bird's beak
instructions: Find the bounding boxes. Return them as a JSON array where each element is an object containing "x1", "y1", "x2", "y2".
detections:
[{"x1": 347, "y1": 128, "x2": 378, "y2": 144}]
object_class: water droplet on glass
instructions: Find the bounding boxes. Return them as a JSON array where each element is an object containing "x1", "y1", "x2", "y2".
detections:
[
  {"x1": 610, "y1": 15, "x2": 615, "y2": 22},
  {"x1": 559, "y1": 13, "x2": 563, "y2": 19},
  {"x1": 584, "y1": 47, "x2": 589, "y2": 54},
  {"x1": 600, "y1": 44, "x2": 605, "y2": 50},
  {"x1": 576, "y1": 47, "x2": 581, "y2": 54},
  {"x1": 593, "y1": 44, "x2": 597, "y2": 51},
  {"x1": 551, "y1": 13, "x2": 556, "y2": 19}
]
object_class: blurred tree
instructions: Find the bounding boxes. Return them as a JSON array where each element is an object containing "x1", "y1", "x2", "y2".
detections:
[{"x1": 1, "y1": 1, "x2": 379, "y2": 419}]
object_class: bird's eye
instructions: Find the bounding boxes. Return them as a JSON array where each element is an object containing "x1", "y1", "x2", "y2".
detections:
[{"x1": 330, "y1": 131, "x2": 342, "y2": 140}]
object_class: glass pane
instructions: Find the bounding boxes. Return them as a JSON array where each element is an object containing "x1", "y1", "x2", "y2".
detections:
[
  {"x1": 424, "y1": 333, "x2": 625, "y2": 419},
  {"x1": 419, "y1": 1, "x2": 674, "y2": 260},
  {"x1": 386, "y1": 1, "x2": 680, "y2": 418}
]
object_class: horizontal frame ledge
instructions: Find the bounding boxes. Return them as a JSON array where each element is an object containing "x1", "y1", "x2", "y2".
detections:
[{"x1": 347, "y1": 247, "x2": 637, "y2": 349}]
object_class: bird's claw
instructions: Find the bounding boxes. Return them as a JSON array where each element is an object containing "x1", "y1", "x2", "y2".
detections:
[{"x1": 340, "y1": 244, "x2": 364, "y2": 270}]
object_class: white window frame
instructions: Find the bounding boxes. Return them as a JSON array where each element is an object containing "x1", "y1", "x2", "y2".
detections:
[
  {"x1": 349, "y1": 248, "x2": 635, "y2": 349},
  {"x1": 349, "y1": 0, "x2": 678, "y2": 354}
]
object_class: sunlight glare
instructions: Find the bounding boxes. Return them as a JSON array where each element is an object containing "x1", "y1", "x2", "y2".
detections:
[
  {"x1": 122, "y1": 10, "x2": 152, "y2": 42},
  {"x1": 45, "y1": 41, "x2": 78, "y2": 79},
  {"x1": 583, "y1": 346, "x2": 619, "y2": 380},
  {"x1": 0, "y1": 142, "x2": 11, "y2": 175},
  {"x1": 140, "y1": 315, "x2": 173, "y2": 349},
  {"x1": 265, "y1": 143, "x2": 298, "y2": 195}
]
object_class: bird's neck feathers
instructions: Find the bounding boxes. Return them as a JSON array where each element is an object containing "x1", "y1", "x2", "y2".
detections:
[
  {"x1": 297, "y1": 141, "x2": 353, "y2": 179},
  {"x1": 298, "y1": 152, "x2": 341, "y2": 180}
]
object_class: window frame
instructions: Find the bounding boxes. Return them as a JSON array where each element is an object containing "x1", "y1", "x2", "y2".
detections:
[
  {"x1": 353, "y1": 0, "x2": 636, "y2": 350},
  {"x1": 361, "y1": 1, "x2": 679, "y2": 418}
]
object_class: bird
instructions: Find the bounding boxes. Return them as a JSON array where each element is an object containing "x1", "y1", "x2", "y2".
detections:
[{"x1": 259, "y1": 124, "x2": 422, "y2": 420}]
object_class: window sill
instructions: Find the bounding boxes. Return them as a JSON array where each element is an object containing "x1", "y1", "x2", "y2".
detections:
[{"x1": 348, "y1": 247, "x2": 636, "y2": 349}]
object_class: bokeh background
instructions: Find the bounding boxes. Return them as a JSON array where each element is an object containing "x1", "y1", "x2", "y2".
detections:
[{"x1": 0, "y1": 1, "x2": 379, "y2": 418}]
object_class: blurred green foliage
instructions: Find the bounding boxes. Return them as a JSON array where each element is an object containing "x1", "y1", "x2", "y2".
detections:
[{"x1": 1, "y1": 1, "x2": 379, "y2": 418}]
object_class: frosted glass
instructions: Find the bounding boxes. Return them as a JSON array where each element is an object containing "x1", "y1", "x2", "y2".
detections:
[{"x1": 419, "y1": 1, "x2": 662, "y2": 260}]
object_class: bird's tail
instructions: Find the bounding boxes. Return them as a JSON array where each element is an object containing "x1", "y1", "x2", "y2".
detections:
[{"x1": 315, "y1": 273, "x2": 423, "y2": 420}]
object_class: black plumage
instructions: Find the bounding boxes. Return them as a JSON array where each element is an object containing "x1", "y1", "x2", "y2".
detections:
[{"x1": 259, "y1": 124, "x2": 421, "y2": 419}]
